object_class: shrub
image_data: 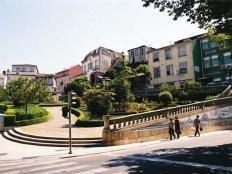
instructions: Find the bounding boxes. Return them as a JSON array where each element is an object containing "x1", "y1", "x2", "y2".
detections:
[
  {"x1": 15, "y1": 113, "x2": 50, "y2": 126},
  {"x1": 0, "y1": 104, "x2": 7, "y2": 114},
  {"x1": 159, "y1": 91, "x2": 173, "y2": 106},
  {"x1": 127, "y1": 102, "x2": 147, "y2": 113},
  {"x1": 75, "y1": 119, "x2": 103, "y2": 127},
  {"x1": 71, "y1": 108, "x2": 81, "y2": 117},
  {"x1": 4, "y1": 115, "x2": 16, "y2": 126}
]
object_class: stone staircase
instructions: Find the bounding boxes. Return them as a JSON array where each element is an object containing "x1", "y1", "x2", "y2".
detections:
[{"x1": 2, "y1": 128, "x2": 104, "y2": 147}]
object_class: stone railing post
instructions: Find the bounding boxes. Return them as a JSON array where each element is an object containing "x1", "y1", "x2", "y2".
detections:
[{"x1": 102, "y1": 115, "x2": 111, "y2": 144}]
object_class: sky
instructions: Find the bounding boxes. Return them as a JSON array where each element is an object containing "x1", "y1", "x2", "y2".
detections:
[{"x1": 0, "y1": 0, "x2": 205, "y2": 74}]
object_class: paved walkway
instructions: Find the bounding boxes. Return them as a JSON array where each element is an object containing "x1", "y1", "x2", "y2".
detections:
[{"x1": 19, "y1": 107, "x2": 103, "y2": 138}]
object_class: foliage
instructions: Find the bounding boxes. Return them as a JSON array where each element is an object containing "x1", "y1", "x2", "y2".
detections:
[
  {"x1": 160, "y1": 83, "x2": 178, "y2": 97},
  {"x1": 4, "y1": 115, "x2": 16, "y2": 126},
  {"x1": 0, "y1": 89, "x2": 7, "y2": 102},
  {"x1": 159, "y1": 91, "x2": 173, "y2": 106},
  {"x1": 5, "y1": 77, "x2": 51, "y2": 114},
  {"x1": 108, "y1": 77, "x2": 134, "y2": 111},
  {"x1": 64, "y1": 76, "x2": 91, "y2": 97},
  {"x1": 0, "y1": 104, "x2": 7, "y2": 114},
  {"x1": 208, "y1": 29, "x2": 232, "y2": 49},
  {"x1": 84, "y1": 88, "x2": 114, "y2": 118},
  {"x1": 184, "y1": 80, "x2": 201, "y2": 92},
  {"x1": 15, "y1": 113, "x2": 50, "y2": 126},
  {"x1": 75, "y1": 119, "x2": 103, "y2": 127},
  {"x1": 142, "y1": 0, "x2": 232, "y2": 46},
  {"x1": 135, "y1": 64, "x2": 149, "y2": 75},
  {"x1": 127, "y1": 102, "x2": 147, "y2": 113}
]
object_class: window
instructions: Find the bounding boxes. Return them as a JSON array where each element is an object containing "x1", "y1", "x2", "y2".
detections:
[
  {"x1": 140, "y1": 48, "x2": 144, "y2": 55},
  {"x1": 84, "y1": 65, "x2": 87, "y2": 73},
  {"x1": 223, "y1": 52, "x2": 232, "y2": 65},
  {"x1": 95, "y1": 59, "x2": 99, "y2": 69},
  {"x1": 166, "y1": 64, "x2": 173, "y2": 76},
  {"x1": 204, "y1": 57, "x2": 210, "y2": 68},
  {"x1": 153, "y1": 51, "x2": 159, "y2": 62},
  {"x1": 210, "y1": 42, "x2": 217, "y2": 48},
  {"x1": 135, "y1": 49, "x2": 139, "y2": 56},
  {"x1": 153, "y1": 67, "x2": 160, "y2": 78},
  {"x1": 211, "y1": 54, "x2": 219, "y2": 67},
  {"x1": 88, "y1": 62, "x2": 93, "y2": 70},
  {"x1": 165, "y1": 49, "x2": 172, "y2": 59},
  {"x1": 178, "y1": 46, "x2": 186, "y2": 57},
  {"x1": 22, "y1": 67, "x2": 26, "y2": 72},
  {"x1": 30, "y1": 67, "x2": 34, "y2": 72},
  {"x1": 202, "y1": 39, "x2": 209, "y2": 50},
  {"x1": 179, "y1": 62, "x2": 187, "y2": 74}
]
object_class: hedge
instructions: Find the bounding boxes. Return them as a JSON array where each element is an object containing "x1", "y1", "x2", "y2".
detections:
[
  {"x1": 71, "y1": 108, "x2": 81, "y2": 117},
  {"x1": 15, "y1": 112, "x2": 51, "y2": 126},
  {"x1": 0, "y1": 104, "x2": 7, "y2": 114},
  {"x1": 4, "y1": 115, "x2": 16, "y2": 126},
  {"x1": 38, "y1": 104, "x2": 65, "y2": 107},
  {"x1": 75, "y1": 119, "x2": 103, "y2": 127}
]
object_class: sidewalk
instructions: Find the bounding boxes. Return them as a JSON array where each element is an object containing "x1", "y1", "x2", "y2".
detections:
[
  {"x1": 19, "y1": 107, "x2": 103, "y2": 138},
  {"x1": 0, "y1": 130, "x2": 231, "y2": 161}
]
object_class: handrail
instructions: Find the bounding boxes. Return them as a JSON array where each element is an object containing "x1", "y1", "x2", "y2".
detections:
[{"x1": 106, "y1": 96, "x2": 232, "y2": 131}]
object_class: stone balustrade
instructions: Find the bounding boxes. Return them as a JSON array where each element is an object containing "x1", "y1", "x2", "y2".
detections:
[{"x1": 103, "y1": 96, "x2": 232, "y2": 132}]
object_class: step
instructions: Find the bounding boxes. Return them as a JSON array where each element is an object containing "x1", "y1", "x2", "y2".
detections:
[
  {"x1": 2, "y1": 132, "x2": 105, "y2": 147},
  {"x1": 8, "y1": 130, "x2": 102, "y2": 144},
  {"x1": 13, "y1": 128, "x2": 102, "y2": 141}
]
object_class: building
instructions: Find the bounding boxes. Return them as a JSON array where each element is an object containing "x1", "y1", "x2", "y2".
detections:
[
  {"x1": 6, "y1": 64, "x2": 39, "y2": 83},
  {"x1": 36, "y1": 74, "x2": 56, "y2": 93},
  {"x1": 0, "y1": 72, "x2": 6, "y2": 89},
  {"x1": 147, "y1": 37, "x2": 196, "y2": 88},
  {"x1": 193, "y1": 35, "x2": 232, "y2": 85},
  {"x1": 128, "y1": 45, "x2": 155, "y2": 64},
  {"x1": 82, "y1": 47, "x2": 121, "y2": 84},
  {"x1": 55, "y1": 65, "x2": 82, "y2": 95}
]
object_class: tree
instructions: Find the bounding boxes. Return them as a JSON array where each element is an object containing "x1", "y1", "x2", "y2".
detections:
[
  {"x1": 142, "y1": 0, "x2": 232, "y2": 45},
  {"x1": 64, "y1": 76, "x2": 91, "y2": 97},
  {"x1": 160, "y1": 83, "x2": 178, "y2": 97},
  {"x1": 135, "y1": 64, "x2": 149, "y2": 75},
  {"x1": 108, "y1": 77, "x2": 134, "y2": 111},
  {"x1": 159, "y1": 91, "x2": 173, "y2": 107},
  {"x1": 84, "y1": 88, "x2": 114, "y2": 119},
  {"x1": 0, "y1": 89, "x2": 7, "y2": 103},
  {"x1": 5, "y1": 77, "x2": 51, "y2": 114}
]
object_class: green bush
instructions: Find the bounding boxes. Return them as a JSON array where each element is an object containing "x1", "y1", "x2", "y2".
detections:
[
  {"x1": 38, "y1": 104, "x2": 65, "y2": 107},
  {"x1": 4, "y1": 115, "x2": 16, "y2": 126},
  {"x1": 15, "y1": 113, "x2": 50, "y2": 126},
  {"x1": 71, "y1": 108, "x2": 81, "y2": 117},
  {"x1": 159, "y1": 91, "x2": 173, "y2": 106},
  {"x1": 75, "y1": 119, "x2": 103, "y2": 127},
  {"x1": 0, "y1": 104, "x2": 7, "y2": 114}
]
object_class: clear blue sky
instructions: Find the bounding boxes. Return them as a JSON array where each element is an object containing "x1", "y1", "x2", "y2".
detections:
[{"x1": 0, "y1": 0, "x2": 205, "y2": 74}]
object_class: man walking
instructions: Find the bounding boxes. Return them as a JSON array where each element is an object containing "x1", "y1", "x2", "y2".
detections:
[
  {"x1": 168, "y1": 118, "x2": 176, "y2": 140},
  {"x1": 174, "y1": 117, "x2": 181, "y2": 139},
  {"x1": 193, "y1": 115, "x2": 201, "y2": 136}
]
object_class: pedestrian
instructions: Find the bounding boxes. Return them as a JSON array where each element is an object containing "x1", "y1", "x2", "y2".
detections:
[
  {"x1": 193, "y1": 115, "x2": 201, "y2": 136},
  {"x1": 174, "y1": 117, "x2": 181, "y2": 139},
  {"x1": 168, "y1": 118, "x2": 176, "y2": 140}
]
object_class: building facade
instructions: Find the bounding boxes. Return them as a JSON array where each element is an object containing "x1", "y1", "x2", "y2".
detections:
[
  {"x1": 128, "y1": 45, "x2": 155, "y2": 64},
  {"x1": 0, "y1": 73, "x2": 6, "y2": 89},
  {"x1": 193, "y1": 35, "x2": 232, "y2": 85},
  {"x1": 36, "y1": 74, "x2": 56, "y2": 93},
  {"x1": 55, "y1": 65, "x2": 82, "y2": 95},
  {"x1": 148, "y1": 38, "x2": 195, "y2": 88},
  {"x1": 82, "y1": 47, "x2": 121, "y2": 84},
  {"x1": 6, "y1": 64, "x2": 39, "y2": 83}
]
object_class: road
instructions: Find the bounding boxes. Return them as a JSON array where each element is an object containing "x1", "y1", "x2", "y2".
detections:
[{"x1": 0, "y1": 130, "x2": 231, "y2": 174}]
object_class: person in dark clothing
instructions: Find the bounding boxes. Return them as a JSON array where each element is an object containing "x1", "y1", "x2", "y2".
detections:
[
  {"x1": 193, "y1": 115, "x2": 201, "y2": 136},
  {"x1": 174, "y1": 117, "x2": 181, "y2": 139},
  {"x1": 168, "y1": 118, "x2": 176, "y2": 140}
]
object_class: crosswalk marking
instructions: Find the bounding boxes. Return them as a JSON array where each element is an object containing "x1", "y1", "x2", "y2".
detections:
[
  {"x1": 0, "y1": 159, "x2": 71, "y2": 173},
  {"x1": 21, "y1": 162, "x2": 76, "y2": 174},
  {"x1": 45, "y1": 165, "x2": 90, "y2": 174},
  {"x1": 89, "y1": 167, "x2": 109, "y2": 173}
]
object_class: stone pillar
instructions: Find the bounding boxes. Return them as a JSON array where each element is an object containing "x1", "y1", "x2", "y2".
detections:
[
  {"x1": 0, "y1": 114, "x2": 4, "y2": 132},
  {"x1": 102, "y1": 115, "x2": 111, "y2": 144}
]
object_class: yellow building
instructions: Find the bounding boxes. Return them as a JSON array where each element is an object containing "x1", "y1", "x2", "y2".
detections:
[{"x1": 147, "y1": 38, "x2": 195, "y2": 88}]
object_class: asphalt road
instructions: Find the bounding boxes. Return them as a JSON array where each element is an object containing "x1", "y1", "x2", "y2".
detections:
[{"x1": 0, "y1": 130, "x2": 232, "y2": 174}]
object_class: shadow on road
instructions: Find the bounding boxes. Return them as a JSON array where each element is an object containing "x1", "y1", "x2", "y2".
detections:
[{"x1": 103, "y1": 143, "x2": 232, "y2": 174}]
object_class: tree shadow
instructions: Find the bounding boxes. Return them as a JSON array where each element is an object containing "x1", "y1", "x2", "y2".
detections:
[{"x1": 103, "y1": 143, "x2": 232, "y2": 174}]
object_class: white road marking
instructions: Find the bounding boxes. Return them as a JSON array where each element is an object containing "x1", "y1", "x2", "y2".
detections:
[{"x1": 45, "y1": 164, "x2": 90, "y2": 174}]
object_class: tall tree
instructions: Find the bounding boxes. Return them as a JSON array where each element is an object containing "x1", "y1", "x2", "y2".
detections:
[
  {"x1": 6, "y1": 77, "x2": 51, "y2": 114},
  {"x1": 64, "y1": 76, "x2": 91, "y2": 97},
  {"x1": 142, "y1": 0, "x2": 232, "y2": 45}
]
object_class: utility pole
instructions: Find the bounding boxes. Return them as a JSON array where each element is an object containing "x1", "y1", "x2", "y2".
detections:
[{"x1": 68, "y1": 91, "x2": 72, "y2": 154}]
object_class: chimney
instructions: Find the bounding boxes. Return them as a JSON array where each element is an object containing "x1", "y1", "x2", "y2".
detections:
[
  {"x1": 2, "y1": 71, "x2": 6, "y2": 75},
  {"x1": 7, "y1": 69, "x2": 10, "y2": 73}
]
